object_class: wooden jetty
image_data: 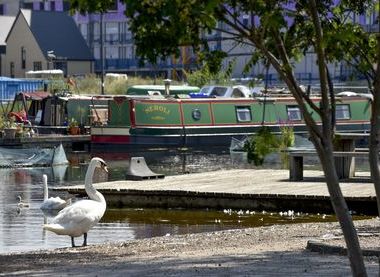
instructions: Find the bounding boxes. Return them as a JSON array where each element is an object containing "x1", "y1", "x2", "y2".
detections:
[
  {"x1": 56, "y1": 169, "x2": 377, "y2": 214},
  {"x1": 0, "y1": 134, "x2": 90, "y2": 151}
]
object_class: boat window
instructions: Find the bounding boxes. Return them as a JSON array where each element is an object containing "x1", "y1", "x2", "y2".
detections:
[
  {"x1": 287, "y1": 105, "x2": 302, "y2": 121},
  {"x1": 336, "y1": 104, "x2": 351, "y2": 120},
  {"x1": 200, "y1": 86, "x2": 212, "y2": 94},
  {"x1": 236, "y1": 106, "x2": 252, "y2": 122},
  {"x1": 147, "y1": 90, "x2": 161, "y2": 96},
  {"x1": 209, "y1": 87, "x2": 228, "y2": 97},
  {"x1": 231, "y1": 88, "x2": 244, "y2": 98}
]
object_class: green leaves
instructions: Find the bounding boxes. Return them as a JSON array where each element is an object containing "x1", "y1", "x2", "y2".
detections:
[
  {"x1": 69, "y1": 0, "x2": 116, "y2": 14},
  {"x1": 244, "y1": 126, "x2": 279, "y2": 166}
]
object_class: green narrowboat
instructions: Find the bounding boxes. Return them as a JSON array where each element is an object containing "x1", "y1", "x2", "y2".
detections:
[{"x1": 91, "y1": 94, "x2": 371, "y2": 149}]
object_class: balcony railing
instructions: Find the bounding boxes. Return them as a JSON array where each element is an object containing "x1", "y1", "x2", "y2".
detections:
[
  {"x1": 95, "y1": 58, "x2": 199, "y2": 71},
  {"x1": 362, "y1": 24, "x2": 380, "y2": 33},
  {"x1": 87, "y1": 33, "x2": 134, "y2": 45}
]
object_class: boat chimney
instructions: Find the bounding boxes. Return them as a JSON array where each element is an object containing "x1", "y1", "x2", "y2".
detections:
[{"x1": 164, "y1": 79, "x2": 172, "y2": 96}]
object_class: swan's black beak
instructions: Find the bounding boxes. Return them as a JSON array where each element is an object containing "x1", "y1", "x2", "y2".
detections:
[{"x1": 101, "y1": 162, "x2": 108, "y2": 173}]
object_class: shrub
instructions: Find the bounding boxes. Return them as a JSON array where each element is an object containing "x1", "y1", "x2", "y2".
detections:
[
  {"x1": 244, "y1": 126, "x2": 295, "y2": 167},
  {"x1": 244, "y1": 126, "x2": 279, "y2": 165}
]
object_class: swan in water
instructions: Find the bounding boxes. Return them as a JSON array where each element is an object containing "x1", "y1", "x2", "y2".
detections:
[
  {"x1": 40, "y1": 174, "x2": 70, "y2": 211},
  {"x1": 17, "y1": 195, "x2": 29, "y2": 208},
  {"x1": 43, "y1": 157, "x2": 108, "y2": 247}
]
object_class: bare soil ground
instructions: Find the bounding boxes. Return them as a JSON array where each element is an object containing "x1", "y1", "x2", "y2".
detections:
[{"x1": 1, "y1": 219, "x2": 379, "y2": 276}]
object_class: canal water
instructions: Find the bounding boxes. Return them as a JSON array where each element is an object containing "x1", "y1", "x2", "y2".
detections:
[{"x1": 0, "y1": 148, "x2": 369, "y2": 254}]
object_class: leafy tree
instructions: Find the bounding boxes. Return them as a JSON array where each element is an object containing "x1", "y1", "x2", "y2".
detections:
[
  {"x1": 183, "y1": 59, "x2": 235, "y2": 87},
  {"x1": 322, "y1": 3, "x2": 380, "y2": 221},
  {"x1": 69, "y1": 0, "x2": 374, "y2": 275}
]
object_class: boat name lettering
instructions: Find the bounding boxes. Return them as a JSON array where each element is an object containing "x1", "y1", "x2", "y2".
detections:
[{"x1": 144, "y1": 105, "x2": 170, "y2": 115}]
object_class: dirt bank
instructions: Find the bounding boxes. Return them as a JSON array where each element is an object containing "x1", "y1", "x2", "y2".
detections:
[{"x1": 1, "y1": 219, "x2": 379, "y2": 276}]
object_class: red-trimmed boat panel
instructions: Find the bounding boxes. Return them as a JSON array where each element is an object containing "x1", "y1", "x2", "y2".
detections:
[{"x1": 91, "y1": 135, "x2": 131, "y2": 144}]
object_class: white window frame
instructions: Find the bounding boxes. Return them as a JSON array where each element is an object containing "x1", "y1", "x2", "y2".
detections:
[
  {"x1": 236, "y1": 106, "x2": 252, "y2": 122},
  {"x1": 336, "y1": 104, "x2": 351, "y2": 120},
  {"x1": 287, "y1": 105, "x2": 302, "y2": 121}
]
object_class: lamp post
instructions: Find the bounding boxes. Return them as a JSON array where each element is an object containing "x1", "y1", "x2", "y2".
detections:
[
  {"x1": 100, "y1": 12, "x2": 105, "y2": 95},
  {"x1": 46, "y1": 50, "x2": 56, "y2": 93},
  {"x1": 47, "y1": 50, "x2": 55, "y2": 70},
  {"x1": 47, "y1": 50, "x2": 57, "y2": 125}
]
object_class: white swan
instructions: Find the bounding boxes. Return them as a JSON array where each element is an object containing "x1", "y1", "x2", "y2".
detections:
[
  {"x1": 40, "y1": 174, "x2": 69, "y2": 211},
  {"x1": 43, "y1": 157, "x2": 108, "y2": 247}
]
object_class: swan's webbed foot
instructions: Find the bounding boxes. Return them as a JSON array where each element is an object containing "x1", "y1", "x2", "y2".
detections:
[
  {"x1": 71, "y1": 236, "x2": 76, "y2": 247},
  {"x1": 82, "y1": 233, "x2": 87, "y2": 246}
]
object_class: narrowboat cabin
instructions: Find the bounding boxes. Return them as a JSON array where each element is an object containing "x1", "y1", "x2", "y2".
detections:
[
  {"x1": 91, "y1": 93, "x2": 371, "y2": 150},
  {"x1": 8, "y1": 92, "x2": 111, "y2": 134}
]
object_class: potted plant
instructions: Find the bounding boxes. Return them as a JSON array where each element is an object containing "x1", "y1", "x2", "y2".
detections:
[
  {"x1": 68, "y1": 118, "x2": 80, "y2": 135},
  {"x1": 3, "y1": 118, "x2": 17, "y2": 139}
]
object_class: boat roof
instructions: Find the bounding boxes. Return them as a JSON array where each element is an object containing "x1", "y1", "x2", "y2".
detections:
[
  {"x1": 126, "y1": 85, "x2": 200, "y2": 95},
  {"x1": 15, "y1": 91, "x2": 51, "y2": 100}
]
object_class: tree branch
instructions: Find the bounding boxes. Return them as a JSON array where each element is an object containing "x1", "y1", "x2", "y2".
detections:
[{"x1": 307, "y1": 0, "x2": 333, "y2": 142}]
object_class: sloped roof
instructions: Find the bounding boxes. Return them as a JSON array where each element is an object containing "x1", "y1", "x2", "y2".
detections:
[
  {"x1": 0, "y1": 16, "x2": 16, "y2": 46},
  {"x1": 16, "y1": 91, "x2": 51, "y2": 101},
  {"x1": 17, "y1": 9, "x2": 93, "y2": 61}
]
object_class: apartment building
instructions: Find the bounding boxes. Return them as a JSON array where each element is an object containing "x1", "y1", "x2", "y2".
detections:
[{"x1": 0, "y1": 0, "x2": 378, "y2": 83}]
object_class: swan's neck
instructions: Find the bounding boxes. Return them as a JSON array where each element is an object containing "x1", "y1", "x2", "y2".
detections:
[
  {"x1": 85, "y1": 162, "x2": 105, "y2": 203},
  {"x1": 43, "y1": 178, "x2": 48, "y2": 201}
]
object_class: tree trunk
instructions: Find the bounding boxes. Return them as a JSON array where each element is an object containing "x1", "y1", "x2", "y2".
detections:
[
  {"x1": 306, "y1": 1, "x2": 366, "y2": 274},
  {"x1": 369, "y1": 90, "x2": 380, "y2": 217},
  {"x1": 317, "y1": 147, "x2": 367, "y2": 276},
  {"x1": 368, "y1": 33, "x2": 380, "y2": 217}
]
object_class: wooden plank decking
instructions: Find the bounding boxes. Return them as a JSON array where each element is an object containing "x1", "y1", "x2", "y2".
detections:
[
  {"x1": 0, "y1": 134, "x2": 90, "y2": 150},
  {"x1": 56, "y1": 169, "x2": 377, "y2": 214}
]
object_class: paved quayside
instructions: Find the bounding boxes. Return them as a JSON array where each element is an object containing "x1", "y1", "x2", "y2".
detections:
[{"x1": 56, "y1": 169, "x2": 377, "y2": 214}]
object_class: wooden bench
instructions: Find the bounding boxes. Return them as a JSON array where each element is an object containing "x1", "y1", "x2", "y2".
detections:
[{"x1": 288, "y1": 149, "x2": 368, "y2": 181}]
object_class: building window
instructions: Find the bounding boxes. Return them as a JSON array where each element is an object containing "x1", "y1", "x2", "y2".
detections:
[
  {"x1": 10, "y1": 62, "x2": 14, "y2": 78},
  {"x1": 93, "y1": 47, "x2": 100, "y2": 60},
  {"x1": 50, "y1": 1, "x2": 56, "y2": 11},
  {"x1": 125, "y1": 30, "x2": 133, "y2": 41},
  {"x1": 22, "y1": 3, "x2": 33, "y2": 9},
  {"x1": 33, "y1": 61, "x2": 42, "y2": 71},
  {"x1": 105, "y1": 46, "x2": 118, "y2": 59},
  {"x1": 79, "y1": 23, "x2": 88, "y2": 41},
  {"x1": 336, "y1": 104, "x2": 351, "y2": 120},
  {"x1": 236, "y1": 106, "x2": 252, "y2": 122},
  {"x1": 63, "y1": 1, "x2": 70, "y2": 11},
  {"x1": 108, "y1": 0, "x2": 118, "y2": 11},
  {"x1": 93, "y1": 22, "x2": 100, "y2": 42},
  {"x1": 242, "y1": 15, "x2": 249, "y2": 26},
  {"x1": 126, "y1": 45, "x2": 134, "y2": 59},
  {"x1": 0, "y1": 4, "x2": 4, "y2": 15},
  {"x1": 106, "y1": 22, "x2": 119, "y2": 43},
  {"x1": 287, "y1": 105, "x2": 302, "y2": 121},
  {"x1": 40, "y1": 2, "x2": 44, "y2": 10},
  {"x1": 119, "y1": 46, "x2": 127, "y2": 59},
  {"x1": 21, "y1": 47, "x2": 26, "y2": 69}
]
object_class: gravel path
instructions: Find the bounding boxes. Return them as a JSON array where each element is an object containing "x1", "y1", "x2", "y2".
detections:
[{"x1": 1, "y1": 219, "x2": 379, "y2": 276}]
